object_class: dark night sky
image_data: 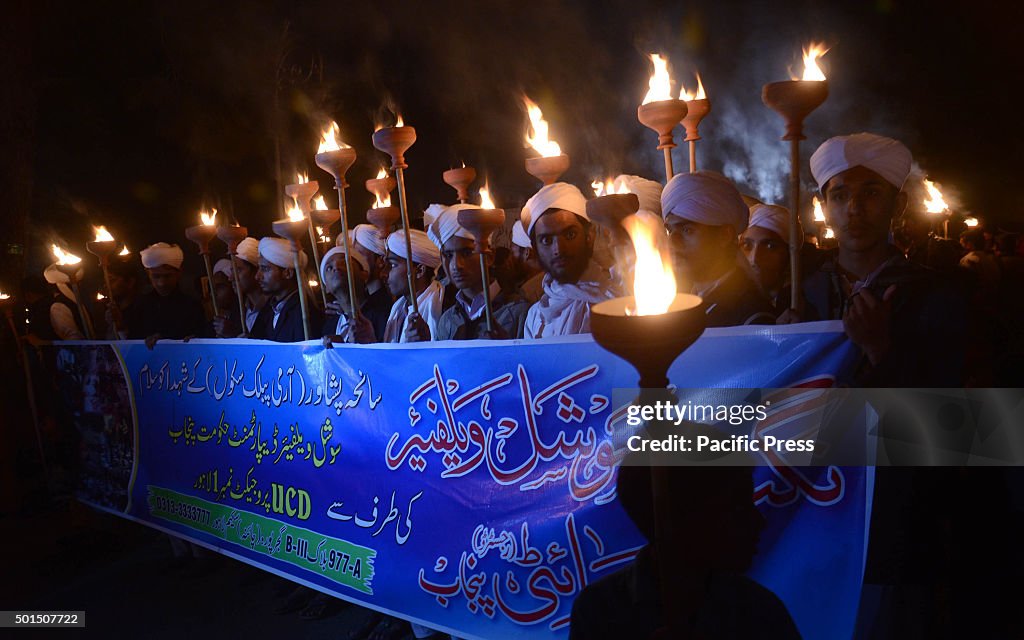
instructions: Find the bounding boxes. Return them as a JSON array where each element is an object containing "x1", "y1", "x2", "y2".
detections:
[{"x1": 21, "y1": 0, "x2": 1024, "y2": 275}]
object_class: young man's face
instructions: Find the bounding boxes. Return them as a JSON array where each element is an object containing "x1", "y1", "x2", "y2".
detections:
[
  {"x1": 740, "y1": 226, "x2": 788, "y2": 293},
  {"x1": 665, "y1": 215, "x2": 734, "y2": 281},
  {"x1": 532, "y1": 210, "x2": 594, "y2": 284},
  {"x1": 235, "y1": 260, "x2": 258, "y2": 295},
  {"x1": 322, "y1": 253, "x2": 366, "y2": 297},
  {"x1": 824, "y1": 166, "x2": 906, "y2": 253},
  {"x1": 108, "y1": 272, "x2": 136, "y2": 299},
  {"x1": 147, "y1": 265, "x2": 181, "y2": 297},
  {"x1": 441, "y1": 236, "x2": 484, "y2": 293},
  {"x1": 354, "y1": 241, "x2": 383, "y2": 281},
  {"x1": 385, "y1": 250, "x2": 412, "y2": 298},
  {"x1": 256, "y1": 258, "x2": 292, "y2": 296}
]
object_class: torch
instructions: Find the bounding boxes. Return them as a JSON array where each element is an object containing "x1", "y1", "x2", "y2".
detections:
[
  {"x1": 457, "y1": 185, "x2": 505, "y2": 333},
  {"x1": 51, "y1": 245, "x2": 96, "y2": 339},
  {"x1": 589, "y1": 213, "x2": 705, "y2": 636},
  {"x1": 587, "y1": 183, "x2": 640, "y2": 274},
  {"x1": 762, "y1": 43, "x2": 829, "y2": 311},
  {"x1": 85, "y1": 225, "x2": 123, "y2": 333},
  {"x1": 285, "y1": 173, "x2": 328, "y2": 306},
  {"x1": 679, "y1": 74, "x2": 710, "y2": 173},
  {"x1": 522, "y1": 96, "x2": 570, "y2": 186},
  {"x1": 811, "y1": 196, "x2": 827, "y2": 245},
  {"x1": 923, "y1": 178, "x2": 951, "y2": 238},
  {"x1": 215, "y1": 223, "x2": 250, "y2": 337},
  {"x1": 314, "y1": 121, "x2": 361, "y2": 319},
  {"x1": 272, "y1": 204, "x2": 313, "y2": 341},
  {"x1": 443, "y1": 164, "x2": 477, "y2": 204},
  {"x1": 372, "y1": 114, "x2": 420, "y2": 315},
  {"x1": 311, "y1": 196, "x2": 341, "y2": 253},
  {"x1": 637, "y1": 54, "x2": 688, "y2": 183},
  {"x1": 185, "y1": 209, "x2": 221, "y2": 317}
]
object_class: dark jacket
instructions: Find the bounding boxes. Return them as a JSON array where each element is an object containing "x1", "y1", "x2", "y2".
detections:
[
  {"x1": 263, "y1": 290, "x2": 324, "y2": 343},
  {"x1": 700, "y1": 268, "x2": 776, "y2": 328},
  {"x1": 124, "y1": 289, "x2": 207, "y2": 339},
  {"x1": 435, "y1": 291, "x2": 530, "y2": 340}
]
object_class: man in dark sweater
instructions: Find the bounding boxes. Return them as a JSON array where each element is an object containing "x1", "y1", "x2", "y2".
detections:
[
  {"x1": 255, "y1": 237, "x2": 322, "y2": 342},
  {"x1": 124, "y1": 243, "x2": 206, "y2": 344}
]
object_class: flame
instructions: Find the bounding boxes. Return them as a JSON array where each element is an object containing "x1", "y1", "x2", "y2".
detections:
[
  {"x1": 678, "y1": 73, "x2": 707, "y2": 101},
  {"x1": 591, "y1": 178, "x2": 627, "y2": 197},
  {"x1": 964, "y1": 216, "x2": 979, "y2": 228},
  {"x1": 96, "y1": 292, "x2": 106, "y2": 301},
  {"x1": 119, "y1": 246, "x2": 130, "y2": 256},
  {"x1": 313, "y1": 195, "x2": 328, "y2": 210},
  {"x1": 0, "y1": 292, "x2": 9, "y2": 300},
  {"x1": 51, "y1": 244, "x2": 82, "y2": 266},
  {"x1": 794, "y1": 42, "x2": 829, "y2": 81},
  {"x1": 622, "y1": 214, "x2": 676, "y2": 316},
  {"x1": 523, "y1": 96, "x2": 562, "y2": 158},
  {"x1": 824, "y1": 227, "x2": 835, "y2": 239},
  {"x1": 287, "y1": 203, "x2": 305, "y2": 222},
  {"x1": 642, "y1": 54, "x2": 674, "y2": 105},
  {"x1": 93, "y1": 226, "x2": 115, "y2": 242},
  {"x1": 812, "y1": 197, "x2": 826, "y2": 222},
  {"x1": 376, "y1": 167, "x2": 389, "y2": 180},
  {"x1": 318, "y1": 121, "x2": 350, "y2": 153},
  {"x1": 199, "y1": 208, "x2": 217, "y2": 226},
  {"x1": 296, "y1": 172, "x2": 309, "y2": 185},
  {"x1": 923, "y1": 179, "x2": 949, "y2": 214},
  {"x1": 479, "y1": 184, "x2": 496, "y2": 209},
  {"x1": 374, "y1": 192, "x2": 392, "y2": 208},
  {"x1": 395, "y1": 114, "x2": 404, "y2": 127},
  {"x1": 309, "y1": 279, "x2": 319, "y2": 288}
]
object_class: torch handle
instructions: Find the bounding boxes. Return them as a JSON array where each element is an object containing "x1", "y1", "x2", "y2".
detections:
[
  {"x1": 306, "y1": 218, "x2": 329, "y2": 308},
  {"x1": 479, "y1": 253, "x2": 494, "y2": 334},
  {"x1": 688, "y1": 140, "x2": 697, "y2": 174},
  {"x1": 394, "y1": 167, "x2": 419, "y2": 316},
  {"x1": 202, "y1": 254, "x2": 220, "y2": 317},
  {"x1": 334, "y1": 182, "x2": 362, "y2": 321},
  {"x1": 789, "y1": 139, "x2": 802, "y2": 313},
  {"x1": 662, "y1": 148, "x2": 675, "y2": 184},
  {"x1": 69, "y1": 281, "x2": 96, "y2": 340},
  {"x1": 99, "y1": 263, "x2": 122, "y2": 335},
  {"x1": 229, "y1": 254, "x2": 249, "y2": 337},
  {"x1": 292, "y1": 247, "x2": 311, "y2": 341}
]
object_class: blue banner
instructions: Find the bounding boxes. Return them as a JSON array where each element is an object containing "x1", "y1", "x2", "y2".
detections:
[{"x1": 57, "y1": 320, "x2": 867, "y2": 639}]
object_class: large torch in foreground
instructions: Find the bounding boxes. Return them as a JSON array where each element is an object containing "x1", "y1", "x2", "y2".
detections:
[
  {"x1": 372, "y1": 113, "x2": 419, "y2": 315},
  {"x1": 184, "y1": 209, "x2": 221, "y2": 317},
  {"x1": 523, "y1": 96, "x2": 570, "y2": 185},
  {"x1": 762, "y1": 43, "x2": 829, "y2": 311},
  {"x1": 637, "y1": 54, "x2": 688, "y2": 183},
  {"x1": 923, "y1": 178, "x2": 951, "y2": 238},
  {"x1": 272, "y1": 204, "x2": 313, "y2": 340},
  {"x1": 457, "y1": 185, "x2": 505, "y2": 334},
  {"x1": 590, "y1": 214, "x2": 705, "y2": 635},
  {"x1": 315, "y1": 121, "x2": 360, "y2": 316},
  {"x1": 51, "y1": 245, "x2": 96, "y2": 339}
]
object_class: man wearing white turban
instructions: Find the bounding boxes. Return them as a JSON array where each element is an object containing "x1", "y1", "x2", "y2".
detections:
[
  {"x1": 213, "y1": 237, "x2": 268, "y2": 338},
  {"x1": 510, "y1": 218, "x2": 543, "y2": 303},
  {"x1": 740, "y1": 204, "x2": 808, "y2": 318},
  {"x1": 319, "y1": 244, "x2": 380, "y2": 344},
  {"x1": 803, "y1": 133, "x2": 966, "y2": 386},
  {"x1": 41, "y1": 264, "x2": 85, "y2": 340},
  {"x1": 382, "y1": 229, "x2": 449, "y2": 343},
  {"x1": 661, "y1": 172, "x2": 774, "y2": 327},
  {"x1": 124, "y1": 242, "x2": 206, "y2": 343},
  {"x1": 429, "y1": 204, "x2": 530, "y2": 340},
  {"x1": 345, "y1": 224, "x2": 394, "y2": 336},
  {"x1": 256, "y1": 237, "x2": 322, "y2": 342},
  {"x1": 522, "y1": 182, "x2": 617, "y2": 339}
]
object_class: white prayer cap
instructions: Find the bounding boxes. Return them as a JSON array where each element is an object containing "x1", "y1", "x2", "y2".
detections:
[
  {"x1": 213, "y1": 258, "x2": 233, "y2": 279},
  {"x1": 43, "y1": 263, "x2": 80, "y2": 302},
  {"x1": 236, "y1": 237, "x2": 260, "y2": 266},
  {"x1": 809, "y1": 133, "x2": 913, "y2": 191},
  {"x1": 140, "y1": 242, "x2": 184, "y2": 269},
  {"x1": 426, "y1": 203, "x2": 481, "y2": 249},
  {"x1": 320, "y1": 245, "x2": 369, "y2": 283},
  {"x1": 521, "y1": 182, "x2": 588, "y2": 237},
  {"x1": 423, "y1": 204, "x2": 447, "y2": 230},
  {"x1": 387, "y1": 229, "x2": 442, "y2": 269},
  {"x1": 747, "y1": 204, "x2": 802, "y2": 247},
  {"x1": 351, "y1": 224, "x2": 387, "y2": 256},
  {"x1": 511, "y1": 219, "x2": 531, "y2": 249},
  {"x1": 661, "y1": 171, "x2": 749, "y2": 233},
  {"x1": 613, "y1": 175, "x2": 663, "y2": 216},
  {"x1": 258, "y1": 237, "x2": 308, "y2": 271}
]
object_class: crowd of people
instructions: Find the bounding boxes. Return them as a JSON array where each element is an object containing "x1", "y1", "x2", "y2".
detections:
[{"x1": 11, "y1": 132, "x2": 1024, "y2": 638}]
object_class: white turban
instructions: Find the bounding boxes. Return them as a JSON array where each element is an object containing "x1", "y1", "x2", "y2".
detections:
[
  {"x1": 423, "y1": 204, "x2": 447, "y2": 230},
  {"x1": 320, "y1": 245, "x2": 369, "y2": 283},
  {"x1": 258, "y1": 237, "x2": 308, "y2": 271},
  {"x1": 351, "y1": 224, "x2": 387, "y2": 256},
  {"x1": 387, "y1": 229, "x2": 442, "y2": 269},
  {"x1": 512, "y1": 219, "x2": 531, "y2": 249},
  {"x1": 426, "y1": 203, "x2": 481, "y2": 249},
  {"x1": 661, "y1": 171, "x2": 749, "y2": 233},
  {"x1": 213, "y1": 258, "x2": 233, "y2": 279},
  {"x1": 140, "y1": 243, "x2": 184, "y2": 269},
  {"x1": 809, "y1": 133, "x2": 913, "y2": 191},
  {"x1": 521, "y1": 182, "x2": 588, "y2": 237},
  {"x1": 748, "y1": 204, "x2": 803, "y2": 247},
  {"x1": 44, "y1": 263, "x2": 82, "y2": 302},
  {"x1": 236, "y1": 237, "x2": 260, "y2": 266},
  {"x1": 613, "y1": 175, "x2": 663, "y2": 216}
]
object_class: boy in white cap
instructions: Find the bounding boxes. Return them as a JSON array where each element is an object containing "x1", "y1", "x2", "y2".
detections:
[
  {"x1": 348, "y1": 224, "x2": 395, "y2": 324},
  {"x1": 740, "y1": 203, "x2": 810, "y2": 319},
  {"x1": 522, "y1": 182, "x2": 617, "y2": 338},
  {"x1": 319, "y1": 244, "x2": 377, "y2": 344},
  {"x1": 383, "y1": 228, "x2": 447, "y2": 343},
  {"x1": 256, "y1": 237, "x2": 322, "y2": 342},
  {"x1": 509, "y1": 218, "x2": 544, "y2": 303},
  {"x1": 212, "y1": 237, "x2": 268, "y2": 338},
  {"x1": 124, "y1": 242, "x2": 206, "y2": 344}
]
